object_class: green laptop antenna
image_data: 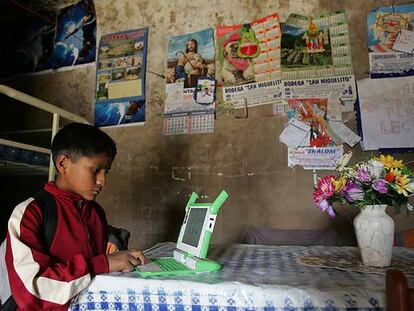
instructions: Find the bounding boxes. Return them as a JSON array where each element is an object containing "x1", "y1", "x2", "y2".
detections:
[
  {"x1": 211, "y1": 190, "x2": 228, "y2": 214},
  {"x1": 185, "y1": 191, "x2": 228, "y2": 213},
  {"x1": 185, "y1": 192, "x2": 199, "y2": 212}
]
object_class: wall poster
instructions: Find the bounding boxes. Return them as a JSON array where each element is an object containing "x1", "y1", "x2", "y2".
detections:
[
  {"x1": 281, "y1": 11, "x2": 356, "y2": 107},
  {"x1": 51, "y1": 0, "x2": 96, "y2": 69},
  {"x1": 1, "y1": 0, "x2": 96, "y2": 77},
  {"x1": 367, "y1": 3, "x2": 414, "y2": 78},
  {"x1": 95, "y1": 28, "x2": 148, "y2": 128},
  {"x1": 164, "y1": 28, "x2": 215, "y2": 135},
  {"x1": 217, "y1": 13, "x2": 283, "y2": 110},
  {"x1": 281, "y1": 11, "x2": 353, "y2": 80}
]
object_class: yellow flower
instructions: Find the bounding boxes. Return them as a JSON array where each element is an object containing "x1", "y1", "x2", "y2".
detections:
[
  {"x1": 332, "y1": 178, "x2": 346, "y2": 192},
  {"x1": 390, "y1": 168, "x2": 402, "y2": 176},
  {"x1": 377, "y1": 154, "x2": 404, "y2": 170},
  {"x1": 394, "y1": 174, "x2": 412, "y2": 196}
]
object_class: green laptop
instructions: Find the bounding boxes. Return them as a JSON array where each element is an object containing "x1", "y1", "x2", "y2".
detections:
[{"x1": 135, "y1": 190, "x2": 228, "y2": 277}]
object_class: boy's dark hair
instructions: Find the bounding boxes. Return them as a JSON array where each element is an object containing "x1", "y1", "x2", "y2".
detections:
[{"x1": 51, "y1": 123, "x2": 117, "y2": 166}]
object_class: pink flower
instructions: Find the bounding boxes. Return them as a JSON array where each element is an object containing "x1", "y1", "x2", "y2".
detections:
[{"x1": 313, "y1": 176, "x2": 335, "y2": 206}]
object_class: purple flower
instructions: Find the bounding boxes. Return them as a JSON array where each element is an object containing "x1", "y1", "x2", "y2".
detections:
[
  {"x1": 341, "y1": 181, "x2": 364, "y2": 203},
  {"x1": 372, "y1": 179, "x2": 389, "y2": 194},
  {"x1": 317, "y1": 199, "x2": 336, "y2": 217},
  {"x1": 356, "y1": 167, "x2": 371, "y2": 183}
]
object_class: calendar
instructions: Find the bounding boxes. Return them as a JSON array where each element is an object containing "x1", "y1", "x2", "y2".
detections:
[
  {"x1": 165, "y1": 28, "x2": 216, "y2": 136},
  {"x1": 163, "y1": 111, "x2": 214, "y2": 135}
]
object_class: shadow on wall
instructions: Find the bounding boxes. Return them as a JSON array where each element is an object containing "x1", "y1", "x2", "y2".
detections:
[
  {"x1": 245, "y1": 224, "x2": 357, "y2": 246},
  {"x1": 163, "y1": 200, "x2": 186, "y2": 243}
]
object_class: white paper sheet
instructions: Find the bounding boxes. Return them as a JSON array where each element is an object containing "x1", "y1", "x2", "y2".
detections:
[
  {"x1": 328, "y1": 121, "x2": 361, "y2": 147},
  {"x1": 327, "y1": 92, "x2": 343, "y2": 122},
  {"x1": 287, "y1": 145, "x2": 344, "y2": 170},
  {"x1": 357, "y1": 77, "x2": 414, "y2": 150},
  {"x1": 393, "y1": 30, "x2": 414, "y2": 54},
  {"x1": 279, "y1": 120, "x2": 311, "y2": 149}
]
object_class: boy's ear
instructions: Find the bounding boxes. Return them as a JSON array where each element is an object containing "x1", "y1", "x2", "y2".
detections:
[{"x1": 55, "y1": 154, "x2": 71, "y2": 174}]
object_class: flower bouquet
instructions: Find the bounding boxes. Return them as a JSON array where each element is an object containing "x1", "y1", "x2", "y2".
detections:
[
  {"x1": 313, "y1": 153, "x2": 414, "y2": 217},
  {"x1": 313, "y1": 152, "x2": 414, "y2": 267}
]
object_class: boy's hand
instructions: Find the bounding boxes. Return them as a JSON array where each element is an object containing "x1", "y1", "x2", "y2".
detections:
[{"x1": 107, "y1": 249, "x2": 147, "y2": 272}]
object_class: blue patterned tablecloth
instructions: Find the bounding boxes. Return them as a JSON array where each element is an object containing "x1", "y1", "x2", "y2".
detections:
[{"x1": 69, "y1": 242, "x2": 414, "y2": 310}]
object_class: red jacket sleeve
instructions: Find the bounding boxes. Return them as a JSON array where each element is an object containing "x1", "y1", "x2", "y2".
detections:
[{"x1": 5, "y1": 198, "x2": 108, "y2": 310}]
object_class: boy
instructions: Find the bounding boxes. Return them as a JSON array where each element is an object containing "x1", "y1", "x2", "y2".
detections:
[{"x1": 4, "y1": 123, "x2": 146, "y2": 310}]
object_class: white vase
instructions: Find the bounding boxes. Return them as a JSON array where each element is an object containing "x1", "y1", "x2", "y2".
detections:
[{"x1": 353, "y1": 204, "x2": 395, "y2": 267}]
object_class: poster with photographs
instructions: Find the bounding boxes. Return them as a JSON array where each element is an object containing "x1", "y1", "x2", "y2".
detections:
[
  {"x1": 51, "y1": 0, "x2": 96, "y2": 69},
  {"x1": 95, "y1": 28, "x2": 148, "y2": 127},
  {"x1": 367, "y1": 3, "x2": 414, "y2": 78}
]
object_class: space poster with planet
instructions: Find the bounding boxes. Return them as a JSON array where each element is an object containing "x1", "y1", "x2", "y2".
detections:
[{"x1": 94, "y1": 28, "x2": 148, "y2": 128}]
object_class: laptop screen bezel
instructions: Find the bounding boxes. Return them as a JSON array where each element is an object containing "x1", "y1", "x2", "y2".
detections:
[{"x1": 176, "y1": 204, "x2": 212, "y2": 258}]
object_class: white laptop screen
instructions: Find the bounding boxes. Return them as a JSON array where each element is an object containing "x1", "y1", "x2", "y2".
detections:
[{"x1": 181, "y1": 207, "x2": 208, "y2": 247}]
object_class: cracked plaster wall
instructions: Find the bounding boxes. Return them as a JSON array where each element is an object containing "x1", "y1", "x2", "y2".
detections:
[{"x1": 6, "y1": 0, "x2": 414, "y2": 249}]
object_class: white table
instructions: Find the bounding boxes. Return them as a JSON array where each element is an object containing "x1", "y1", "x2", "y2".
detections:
[{"x1": 69, "y1": 242, "x2": 414, "y2": 310}]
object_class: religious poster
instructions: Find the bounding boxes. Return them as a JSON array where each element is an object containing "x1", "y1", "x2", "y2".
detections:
[
  {"x1": 367, "y1": 3, "x2": 414, "y2": 78},
  {"x1": 280, "y1": 11, "x2": 356, "y2": 109},
  {"x1": 50, "y1": 0, "x2": 96, "y2": 69},
  {"x1": 217, "y1": 13, "x2": 283, "y2": 109},
  {"x1": 281, "y1": 11, "x2": 353, "y2": 80},
  {"x1": 95, "y1": 28, "x2": 148, "y2": 127},
  {"x1": 164, "y1": 28, "x2": 215, "y2": 135}
]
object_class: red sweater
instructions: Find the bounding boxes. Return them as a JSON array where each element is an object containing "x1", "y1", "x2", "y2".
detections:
[{"x1": 5, "y1": 182, "x2": 109, "y2": 310}]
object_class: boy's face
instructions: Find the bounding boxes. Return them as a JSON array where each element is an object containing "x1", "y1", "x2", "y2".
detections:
[{"x1": 57, "y1": 153, "x2": 113, "y2": 201}]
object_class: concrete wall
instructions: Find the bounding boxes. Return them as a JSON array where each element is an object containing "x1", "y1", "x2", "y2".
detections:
[{"x1": 6, "y1": 0, "x2": 414, "y2": 249}]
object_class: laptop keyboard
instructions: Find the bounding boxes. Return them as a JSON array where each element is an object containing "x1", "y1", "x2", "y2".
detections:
[{"x1": 153, "y1": 258, "x2": 190, "y2": 271}]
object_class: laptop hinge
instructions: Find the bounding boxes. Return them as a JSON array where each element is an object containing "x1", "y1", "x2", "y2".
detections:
[{"x1": 173, "y1": 248, "x2": 202, "y2": 269}]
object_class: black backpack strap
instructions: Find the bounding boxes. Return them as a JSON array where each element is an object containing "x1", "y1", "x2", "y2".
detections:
[
  {"x1": 0, "y1": 295, "x2": 17, "y2": 311},
  {"x1": 94, "y1": 204, "x2": 107, "y2": 228},
  {"x1": 0, "y1": 190, "x2": 57, "y2": 311},
  {"x1": 34, "y1": 189, "x2": 57, "y2": 250}
]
